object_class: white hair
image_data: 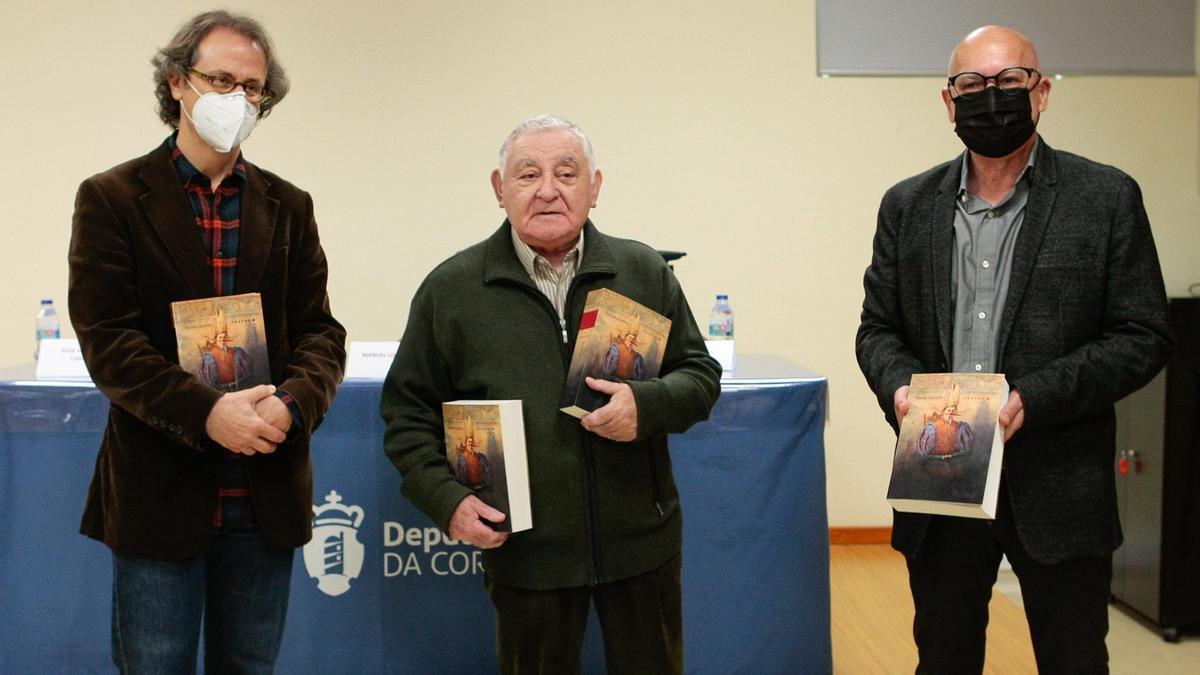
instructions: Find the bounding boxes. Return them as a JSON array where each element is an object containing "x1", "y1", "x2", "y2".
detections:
[{"x1": 498, "y1": 114, "x2": 596, "y2": 177}]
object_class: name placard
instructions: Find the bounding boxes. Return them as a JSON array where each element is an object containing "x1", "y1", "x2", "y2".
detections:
[
  {"x1": 344, "y1": 340, "x2": 400, "y2": 380},
  {"x1": 705, "y1": 339, "x2": 736, "y2": 372},
  {"x1": 35, "y1": 339, "x2": 92, "y2": 381}
]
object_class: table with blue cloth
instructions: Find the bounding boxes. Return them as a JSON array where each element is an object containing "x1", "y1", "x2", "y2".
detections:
[{"x1": 0, "y1": 355, "x2": 829, "y2": 674}]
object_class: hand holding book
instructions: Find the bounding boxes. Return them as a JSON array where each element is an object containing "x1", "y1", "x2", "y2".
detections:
[
  {"x1": 449, "y1": 495, "x2": 510, "y2": 549},
  {"x1": 579, "y1": 377, "x2": 638, "y2": 442},
  {"x1": 893, "y1": 384, "x2": 911, "y2": 424},
  {"x1": 442, "y1": 401, "x2": 532, "y2": 534},
  {"x1": 559, "y1": 289, "x2": 671, "y2": 419},
  {"x1": 899, "y1": 383, "x2": 1024, "y2": 443},
  {"x1": 997, "y1": 389, "x2": 1025, "y2": 442}
]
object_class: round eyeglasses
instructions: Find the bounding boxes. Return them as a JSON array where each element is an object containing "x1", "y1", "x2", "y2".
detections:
[{"x1": 948, "y1": 67, "x2": 1040, "y2": 96}]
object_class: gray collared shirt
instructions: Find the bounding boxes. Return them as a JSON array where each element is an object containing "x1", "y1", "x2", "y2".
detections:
[
  {"x1": 511, "y1": 227, "x2": 584, "y2": 342},
  {"x1": 950, "y1": 141, "x2": 1037, "y2": 373}
]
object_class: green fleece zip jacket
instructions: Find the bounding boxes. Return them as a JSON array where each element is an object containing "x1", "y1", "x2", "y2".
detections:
[{"x1": 381, "y1": 221, "x2": 721, "y2": 589}]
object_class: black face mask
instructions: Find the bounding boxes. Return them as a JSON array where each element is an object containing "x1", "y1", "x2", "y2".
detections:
[{"x1": 952, "y1": 86, "x2": 1036, "y2": 158}]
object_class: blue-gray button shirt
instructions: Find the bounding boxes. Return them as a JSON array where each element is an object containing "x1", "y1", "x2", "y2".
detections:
[{"x1": 950, "y1": 141, "x2": 1038, "y2": 374}]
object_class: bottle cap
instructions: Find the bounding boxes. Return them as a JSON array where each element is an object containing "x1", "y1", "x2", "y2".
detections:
[
  {"x1": 41, "y1": 298, "x2": 53, "y2": 304},
  {"x1": 716, "y1": 294, "x2": 728, "y2": 300}
]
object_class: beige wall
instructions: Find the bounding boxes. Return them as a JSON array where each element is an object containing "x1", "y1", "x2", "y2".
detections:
[{"x1": 4, "y1": 1, "x2": 1197, "y2": 527}]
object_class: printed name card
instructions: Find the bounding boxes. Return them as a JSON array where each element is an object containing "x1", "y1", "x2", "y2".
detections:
[
  {"x1": 35, "y1": 339, "x2": 92, "y2": 381},
  {"x1": 344, "y1": 341, "x2": 400, "y2": 380},
  {"x1": 705, "y1": 339, "x2": 736, "y2": 372}
]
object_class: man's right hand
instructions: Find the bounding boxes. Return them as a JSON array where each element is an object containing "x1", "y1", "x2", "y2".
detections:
[
  {"x1": 894, "y1": 385, "x2": 911, "y2": 424},
  {"x1": 204, "y1": 384, "x2": 288, "y2": 455},
  {"x1": 448, "y1": 495, "x2": 509, "y2": 549}
]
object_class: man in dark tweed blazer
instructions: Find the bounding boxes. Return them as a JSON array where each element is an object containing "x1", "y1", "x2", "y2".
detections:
[{"x1": 856, "y1": 26, "x2": 1171, "y2": 673}]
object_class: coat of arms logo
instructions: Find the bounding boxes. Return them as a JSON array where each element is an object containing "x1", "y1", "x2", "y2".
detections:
[{"x1": 303, "y1": 490, "x2": 365, "y2": 597}]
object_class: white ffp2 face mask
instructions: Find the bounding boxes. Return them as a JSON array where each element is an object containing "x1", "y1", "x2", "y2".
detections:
[{"x1": 182, "y1": 79, "x2": 259, "y2": 153}]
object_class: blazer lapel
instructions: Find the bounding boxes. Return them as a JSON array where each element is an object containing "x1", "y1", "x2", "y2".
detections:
[
  {"x1": 930, "y1": 160, "x2": 961, "y2": 367},
  {"x1": 234, "y1": 164, "x2": 278, "y2": 295},
  {"x1": 996, "y1": 139, "x2": 1058, "y2": 362},
  {"x1": 137, "y1": 144, "x2": 213, "y2": 297}
]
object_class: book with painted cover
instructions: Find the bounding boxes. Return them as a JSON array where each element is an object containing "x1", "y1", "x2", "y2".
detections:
[
  {"x1": 559, "y1": 288, "x2": 671, "y2": 419},
  {"x1": 443, "y1": 400, "x2": 532, "y2": 533},
  {"x1": 171, "y1": 292, "x2": 270, "y2": 392},
  {"x1": 887, "y1": 373, "x2": 1009, "y2": 519}
]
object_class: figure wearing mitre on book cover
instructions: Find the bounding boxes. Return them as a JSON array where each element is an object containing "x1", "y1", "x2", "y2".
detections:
[{"x1": 601, "y1": 313, "x2": 647, "y2": 381}]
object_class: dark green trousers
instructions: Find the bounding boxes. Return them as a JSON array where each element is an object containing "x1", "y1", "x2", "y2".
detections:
[{"x1": 484, "y1": 553, "x2": 682, "y2": 675}]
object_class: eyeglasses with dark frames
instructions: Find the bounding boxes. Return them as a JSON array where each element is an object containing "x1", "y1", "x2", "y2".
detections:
[{"x1": 948, "y1": 67, "x2": 1041, "y2": 96}]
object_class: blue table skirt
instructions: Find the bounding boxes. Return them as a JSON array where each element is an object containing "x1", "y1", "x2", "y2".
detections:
[{"x1": 0, "y1": 378, "x2": 830, "y2": 674}]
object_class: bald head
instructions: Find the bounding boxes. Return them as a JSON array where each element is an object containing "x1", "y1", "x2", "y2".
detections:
[
  {"x1": 937, "y1": 24, "x2": 1051, "y2": 160},
  {"x1": 949, "y1": 25, "x2": 1039, "y2": 76}
]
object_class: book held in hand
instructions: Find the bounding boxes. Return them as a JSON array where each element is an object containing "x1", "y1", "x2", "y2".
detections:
[
  {"x1": 443, "y1": 400, "x2": 532, "y2": 533},
  {"x1": 559, "y1": 288, "x2": 671, "y2": 419},
  {"x1": 171, "y1": 293, "x2": 270, "y2": 392},
  {"x1": 887, "y1": 373, "x2": 1009, "y2": 519}
]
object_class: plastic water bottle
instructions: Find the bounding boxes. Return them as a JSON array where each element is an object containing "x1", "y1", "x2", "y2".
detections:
[
  {"x1": 708, "y1": 294, "x2": 734, "y2": 340},
  {"x1": 35, "y1": 298, "x2": 60, "y2": 359}
]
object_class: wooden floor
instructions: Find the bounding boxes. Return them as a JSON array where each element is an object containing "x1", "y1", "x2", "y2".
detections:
[{"x1": 830, "y1": 544, "x2": 1037, "y2": 674}]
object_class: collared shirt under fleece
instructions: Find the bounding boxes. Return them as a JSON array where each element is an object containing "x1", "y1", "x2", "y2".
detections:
[{"x1": 510, "y1": 227, "x2": 584, "y2": 340}]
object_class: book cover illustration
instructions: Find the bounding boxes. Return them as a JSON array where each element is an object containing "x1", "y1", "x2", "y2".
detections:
[
  {"x1": 559, "y1": 288, "x2": 671, "y2": 419},
  {"x1": 887, "y1": 373, "x2": 1009, "y2": 519},
  {"x1": 443, "y1": 400, "x2": 532, "y2": 533},
  {"x1": 171, "y1": 292, "x2": 270, "y2": 392}
]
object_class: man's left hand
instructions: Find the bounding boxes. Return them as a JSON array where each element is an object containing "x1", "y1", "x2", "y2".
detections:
[
  {"x1": 998, "y1": 388, "x2": 1025, "y2": 442},
  {"x1": 580, "y1": 377, "x2": 638, "y2": 442},
  {"x1": 254, "y1": 395, "x2": 293, "y2": 435}
]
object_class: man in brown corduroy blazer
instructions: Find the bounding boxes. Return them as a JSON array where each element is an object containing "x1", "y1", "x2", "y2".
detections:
[{"x1": 67, "y1": 10, "x2": 345, "y2": 673}]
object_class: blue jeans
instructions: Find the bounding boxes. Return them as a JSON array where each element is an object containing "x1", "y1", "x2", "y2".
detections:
[{"x1": 110, "y1": 498, "x2": 294, "y2": 674}]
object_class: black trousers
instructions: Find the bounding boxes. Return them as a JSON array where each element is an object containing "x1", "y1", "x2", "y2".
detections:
[
  {"x1": 484, "y1": 553, "x2": 682, "y2": 675},
  {"x1": 906, "y1": 488, "x2": 1112, "y2": 674}
]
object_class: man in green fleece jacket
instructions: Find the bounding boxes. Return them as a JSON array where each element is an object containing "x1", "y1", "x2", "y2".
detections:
[{"x1": 381, "y1": 114, "x2": 721, "y2": 674}]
